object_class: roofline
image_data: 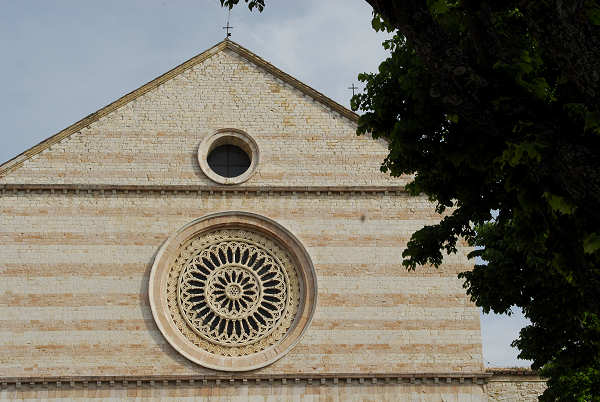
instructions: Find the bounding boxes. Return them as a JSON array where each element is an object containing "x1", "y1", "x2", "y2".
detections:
[{"x1": 0, "y1": 39, "x2": 358, "y2": 179}]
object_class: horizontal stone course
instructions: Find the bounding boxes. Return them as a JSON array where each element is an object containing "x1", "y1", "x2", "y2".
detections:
[{"x1": 0, "y1": 193, "x2": 481, "y2": 377}]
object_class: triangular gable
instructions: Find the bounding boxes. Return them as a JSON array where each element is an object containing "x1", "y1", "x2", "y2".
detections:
[{"x1": 0, "y1": 40, "x2": 358, "y2": 179}]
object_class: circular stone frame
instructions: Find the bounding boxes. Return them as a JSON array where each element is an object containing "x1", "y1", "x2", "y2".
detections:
[
  {"x1": 149, "y1": 212, "x2": 317, "y2": 371},
  {"x1": 198, "y1": 129, "x2": 259, "y2": 185}
]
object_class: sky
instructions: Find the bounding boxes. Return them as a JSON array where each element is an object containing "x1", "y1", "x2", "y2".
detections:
[{"x1": 0, "y1": 0, "x2": 530, "y2": 368}]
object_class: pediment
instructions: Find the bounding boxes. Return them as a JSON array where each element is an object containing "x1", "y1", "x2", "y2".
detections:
[{"x1": 0, "y1": 40, "x2": 401, "y2": 187}]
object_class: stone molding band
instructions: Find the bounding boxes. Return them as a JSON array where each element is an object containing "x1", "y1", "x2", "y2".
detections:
[
  {"x1": 0, "y1": 184, "x2": 406, "y2": 196},
  {"x1": 0, "y1": 372, "x2": 497, "y2": 389}
]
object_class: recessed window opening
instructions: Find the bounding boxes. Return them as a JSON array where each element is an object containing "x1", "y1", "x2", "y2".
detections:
[
  {"x1": 198, "y1": 129, "x2": 258, "y2": 185},
  {"x1": 207, "y1": 144, "x2": 251, "y2": 178}
]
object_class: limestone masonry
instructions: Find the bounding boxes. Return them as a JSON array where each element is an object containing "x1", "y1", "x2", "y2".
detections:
[{"x1": 0, "y1": 40, "x2": 544, "y2": 400}]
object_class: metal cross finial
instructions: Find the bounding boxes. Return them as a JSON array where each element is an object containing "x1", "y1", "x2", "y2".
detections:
[
  {"x1": 223, "y1": 22, "x2": 233, "y2": 38},
  {"x1": 223, "y1": 9, "x2": 233, "y2": 38},
  {"x1": 348, "y1": 83, "x2": 358, "y2": 96}
]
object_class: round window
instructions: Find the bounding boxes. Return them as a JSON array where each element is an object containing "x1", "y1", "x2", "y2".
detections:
[
  {"x1": 207, "y1": 144, "x2": 251, "y2": 178},
  {"x1": 198, "y1": 129, "x2": 259, "y2": 185},
  {"x1": 149, "y1": 212, "x2": 317, "y2": 371}
]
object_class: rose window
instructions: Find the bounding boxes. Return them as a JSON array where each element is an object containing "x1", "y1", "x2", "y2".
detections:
[
  {"x1": 149, "y1": 212, "x2": 318, "y2": 371},
  {"x1": 178, "y1": 239, "x2": 290, "y2": 346}
]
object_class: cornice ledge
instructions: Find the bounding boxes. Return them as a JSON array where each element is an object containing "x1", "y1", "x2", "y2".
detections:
[
  {"x1": 486, "y1": 368, "x2": 545, "y2": 382},
  {"x1": 0, "y1": 372, "x2": 491, "y2": 389},
  {"x1": 0, "y1": 184, "x2": 406, "y2": 195}
]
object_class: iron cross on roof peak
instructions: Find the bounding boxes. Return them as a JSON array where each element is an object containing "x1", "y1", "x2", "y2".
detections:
[
  {"x1": 348, "y1": 83, "x2": 358, "y2": 96},
  {"x1": 223, "y1": 8, "x2": 233, "y2": 38},
  {"x1": 223, "y1": 21, "x2": 233, "y2": 38}
]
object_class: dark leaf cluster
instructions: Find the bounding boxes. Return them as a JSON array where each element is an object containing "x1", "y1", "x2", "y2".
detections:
[{"x1": 355, "y1": 1, "x2": 600, "y2": 400}]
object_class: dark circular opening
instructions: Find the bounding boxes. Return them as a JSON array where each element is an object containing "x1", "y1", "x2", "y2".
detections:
[{"x1": 207, "y1": 144, "x2": 251, "y2": 178}]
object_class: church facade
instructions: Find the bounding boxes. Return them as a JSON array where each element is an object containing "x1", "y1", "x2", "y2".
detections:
[{"x1": 0, "y1": 40, "x2": 544, "y2": 400}]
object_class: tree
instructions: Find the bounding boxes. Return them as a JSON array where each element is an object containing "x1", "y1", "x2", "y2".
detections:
[{"x1": 222, "y1": 1, "x2": 600, "y2": 400}]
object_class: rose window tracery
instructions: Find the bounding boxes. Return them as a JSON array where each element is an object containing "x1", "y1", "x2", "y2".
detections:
[
  {"x1": 177, "y1": 239, "x2": 290, "y2": 346},
  {"x1": 149, "y1": 213, "x2": 317, "y2": 371}
]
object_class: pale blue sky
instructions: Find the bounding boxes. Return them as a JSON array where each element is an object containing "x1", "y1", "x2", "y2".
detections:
[{"x1": 0, "y1": 0, "x2": 529, "y2": 368}]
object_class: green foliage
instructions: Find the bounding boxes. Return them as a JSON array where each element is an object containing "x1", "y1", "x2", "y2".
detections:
[
  {"x1": 220, "y1": 0, "x2": 264, "y2": 12},
  {"x1": 352, "y1": 1, "x2": 600, "y2": 400},
  {"x1": 226, "y1": 0, "x2": 600, "y2": 399},
  {"x1": 584, "y1": 233, "x2": 600, "y2": 254}
]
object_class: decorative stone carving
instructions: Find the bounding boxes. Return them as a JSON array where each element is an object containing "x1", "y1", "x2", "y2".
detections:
[
  {"x1": 149, "y1": 212, "x2": 317, "y2": 371},
  {"x1": 173, "y1": 229, "x2": 298, "y2": 352}
]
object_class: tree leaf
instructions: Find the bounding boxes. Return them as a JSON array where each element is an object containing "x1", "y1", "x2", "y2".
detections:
[
  {"x1": 543, "y1": 192, "x2": 577, "y2": 215},
  {"x1": 583, "y1": 233, "x2": 600, "y2": 254}
]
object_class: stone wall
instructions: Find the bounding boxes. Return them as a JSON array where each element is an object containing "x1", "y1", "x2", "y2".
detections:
[
  {"x1": 0, "y1": 39, "x2": 491, "y2": 399},
  {"x1": 486, "y1": 370, "x2": 546, "y2": 401},
  {"x1": 0, "y1": 191, "x2": 481, "y2": 377}
]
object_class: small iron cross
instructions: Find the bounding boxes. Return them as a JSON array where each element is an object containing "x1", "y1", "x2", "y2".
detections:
[
  {"x1": 223, "y1": 22, "x2": 233, "y2": 38},
  {"x1": 348, "y1": 83, "x2": 358, "y2": 96}
]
